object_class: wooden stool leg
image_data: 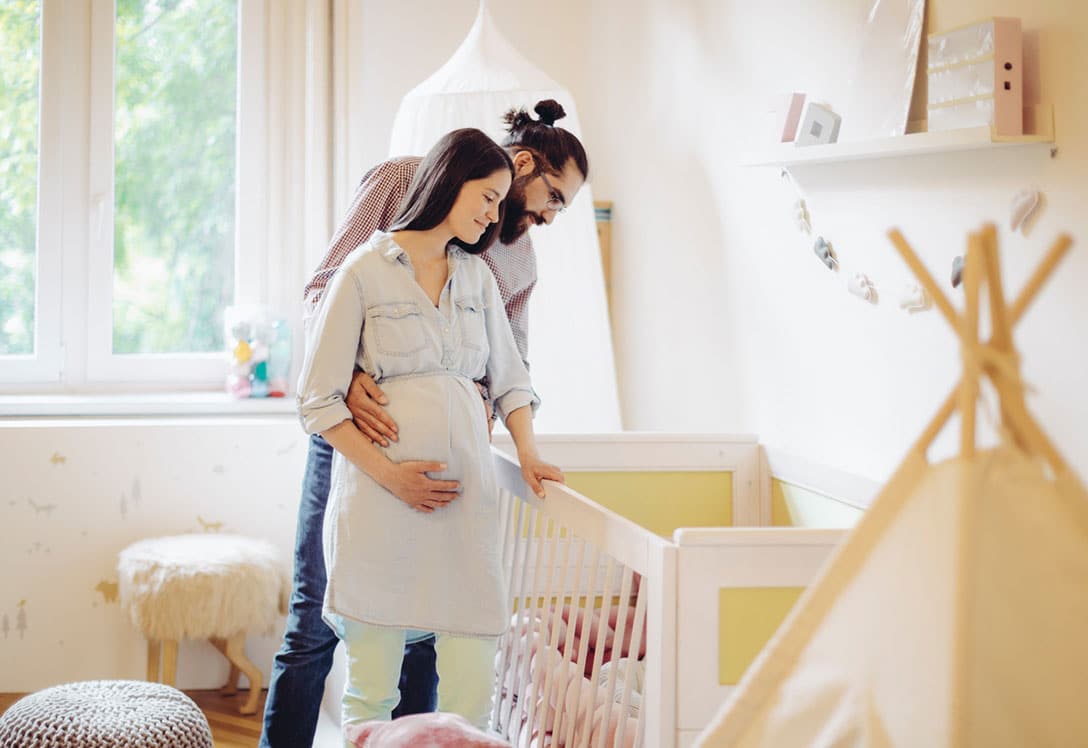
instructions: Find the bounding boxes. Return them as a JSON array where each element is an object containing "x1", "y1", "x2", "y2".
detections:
[
  {"x1": 162, "y1": 640, "x2": 179, "y2": 686},
  {"x1": 146, "y1": 640, "x2": 161, "y2": 682},
  {"x1": 210, "y1": 637, "x2": 241, "y2": 696},
  {"x1": 224, "y1": 632, "x2": 262, "y2": 716}
]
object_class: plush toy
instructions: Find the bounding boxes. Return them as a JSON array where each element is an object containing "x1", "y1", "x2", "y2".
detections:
[{"x1": 813, "y1": 236, "x2": 838, "y2": 271}]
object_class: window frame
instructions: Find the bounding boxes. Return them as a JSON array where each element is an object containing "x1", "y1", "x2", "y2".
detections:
[{"x1": 1, "y1": 0, "x2": 267, "y2": 392}]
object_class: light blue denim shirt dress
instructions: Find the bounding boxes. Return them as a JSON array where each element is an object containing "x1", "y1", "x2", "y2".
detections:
[{"x1": 296, "y1": 230, "x2": 538, "y2": 637}]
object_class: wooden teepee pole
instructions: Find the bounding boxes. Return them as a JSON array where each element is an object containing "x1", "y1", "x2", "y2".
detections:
[
  {"x1": 959, "y1": 231, "x2": 984, "y2": 458},
  {"x1": 979, "y1": 225, "x2": 1030, "y2": 454},
  {"x1": 1008, "y1": 234, "x2": 1073, "y2": 323},
  {"x1": 981, "y1": 226, "x2": 1073, "y2": 476}
]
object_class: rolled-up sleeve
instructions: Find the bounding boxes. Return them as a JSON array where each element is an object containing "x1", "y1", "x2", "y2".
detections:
[
  {"x1": 296, "y1": 265, "x2": 365, "y2": 435},
  {"x1": 479, "y1": 266, "x2": 540, "y2": 422}
]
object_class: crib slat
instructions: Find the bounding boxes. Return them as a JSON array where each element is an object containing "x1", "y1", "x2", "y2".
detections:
[
  {"x1": 597, "y1": 567, "x2": 634, "y2": 748},
  {"x1": 502, "y1": 501, "x2": 537, "y2": 736},
  {"x1": 617, "y1": 576, "x2": 648, "y2": 748},
  {"x1": 540, "y1": 528, "x2": 579, "y2": 743},
  {"x1": 522, "y1": 515, "x2": 562, "y2": 744},
  {"x1": 492, "y1": 492, "x2": 524, "y2": 732},
  {"x1": 562, "y1": 543, "x2": 603, "y2": 748},
  {"x1": 577, "y1": 557, "x2": 617, "y2": 748},
  {"x1": 510, "y1": 508, "x2": 548, "y2": 746},
  {"x1": 553, "y1": 536, "x2": 592, "y2": 744}
]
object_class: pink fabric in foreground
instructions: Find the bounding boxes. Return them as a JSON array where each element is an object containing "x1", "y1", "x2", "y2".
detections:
[{"x1": 347, "y1": 712, "x2": 512, "y2": 747}]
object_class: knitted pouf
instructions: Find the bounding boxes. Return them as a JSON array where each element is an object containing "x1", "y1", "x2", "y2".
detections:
[{"x1": 0, "y1": 680, "x2": 213, "y2": 748}]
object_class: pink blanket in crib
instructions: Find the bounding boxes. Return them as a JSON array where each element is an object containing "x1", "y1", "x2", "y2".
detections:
[{"x1": 498, "y1": 604, "x2": 646, "y2": 748}]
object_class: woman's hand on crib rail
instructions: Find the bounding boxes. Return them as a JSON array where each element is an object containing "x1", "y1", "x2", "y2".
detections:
[
  {"x1": 505, "y1": 404, "x2": 563, "y2": 499},
  {"x1": 519, "y1": 454, "x2": 564, "y2": 500}
]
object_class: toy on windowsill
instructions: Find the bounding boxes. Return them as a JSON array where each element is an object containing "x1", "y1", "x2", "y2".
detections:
[{"x1": 224, "y1": 306, "x2": 292, "y2": 399}]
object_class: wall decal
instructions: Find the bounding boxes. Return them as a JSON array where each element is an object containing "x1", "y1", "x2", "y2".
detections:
[
  {"x1": 95, "y1": 580, "x2": 119, "y2": 604},
  {"x1": 131, "y1": 478, "x2": 142, "y2": 506},
  {"x1": 813, "y1": 236, "x2": 839, "y2": 270},
  {"x1": 793, "y1": 199, "x2": 812, "y2": 235},
  {"x1": 951, "y1": 255, "x2": 964, "y2": 288},
  {"x1": 1010, "y1": 188, "x2": 1042, "y2": 234},
  {"x1": 49, "y1": 452, "x2": 66, "y2": 465},
  {"x1": 899, "y1": 283, "x2": 932, "y2": 313},
  {"x1": 197, "y1": 516, "x2": 224, "y2": 532},
  {"x1": 28, "y1": 498, "x2": 57, "y2": 516},
  {"x1": 847, "y1": 273, "x2": 878, "y2": 303},
  {"x1": 16, "y1": 600, "x2": 27, "y2": 639}
]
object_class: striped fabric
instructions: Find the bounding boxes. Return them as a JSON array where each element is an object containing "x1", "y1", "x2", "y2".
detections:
[{"x1": 303, "y1": 157, "x2": 535, "y2": 365}]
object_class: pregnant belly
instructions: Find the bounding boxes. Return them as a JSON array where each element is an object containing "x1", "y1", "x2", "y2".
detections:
[{"x1": 376, "y1": 374, "x2": 484, "y2": 482}]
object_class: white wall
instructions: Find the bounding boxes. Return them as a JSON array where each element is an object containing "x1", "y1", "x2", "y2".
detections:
[
  {"x1": 0, "y1": 419, "x2": 307, "y2": 691},
  {"x1": 582, "y1": 0, "x2": 1088, "y2": 482}
]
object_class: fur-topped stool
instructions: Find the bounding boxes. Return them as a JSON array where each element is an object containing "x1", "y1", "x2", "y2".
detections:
[
  {"x1": 118, "y1": 534, "x2": 286, "y2": 715},
  {"x1": 0, "y1": 680, "x2": 213, "y2": 747}
]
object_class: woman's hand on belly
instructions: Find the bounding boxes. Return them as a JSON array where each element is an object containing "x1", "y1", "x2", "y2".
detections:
[{"x1": 376, "y1": 459, "x2": 462, "y2": 513}]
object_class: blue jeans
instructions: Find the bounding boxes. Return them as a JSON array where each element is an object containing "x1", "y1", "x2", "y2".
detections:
[{"x1": 260, "y1": 435, "x2": 438, "y2": 748}]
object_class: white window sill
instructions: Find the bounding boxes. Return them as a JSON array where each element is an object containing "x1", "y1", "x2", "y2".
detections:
[{"x1": 0, "y1": 392, "x2": 298, "y2": 418}]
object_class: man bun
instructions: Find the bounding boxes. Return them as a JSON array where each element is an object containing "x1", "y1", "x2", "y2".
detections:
[
  {"x1": 533, "y1": 99, "x2": 566, "y2": 126},
  {"x1": 500, "y1": 99, "x2": 588, "y2": 181},
  {"x1": 503, "y1": 99, "x2": 568, "y2": 133}
]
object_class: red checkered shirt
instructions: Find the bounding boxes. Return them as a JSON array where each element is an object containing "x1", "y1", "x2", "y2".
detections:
[{"x1": 303, "y1": 156, "x2": 536, "y2": 367}]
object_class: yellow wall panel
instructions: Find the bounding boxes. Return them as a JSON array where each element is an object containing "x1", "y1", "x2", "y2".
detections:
[
  {"x1": 565, "y1": 471, "x2": 733, "y2": 537},
  {"x1": 718, "y1": 587, "x2": 804, "y2": 684}
]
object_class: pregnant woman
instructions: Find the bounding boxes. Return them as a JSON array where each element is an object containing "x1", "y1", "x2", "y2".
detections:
[{"x1": 296, "y1": 127, "x2": 563, "y2": 741}]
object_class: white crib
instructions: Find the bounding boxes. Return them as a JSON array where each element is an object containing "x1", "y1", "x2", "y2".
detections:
[
  {"x1": 489, "y1": 434, "x2": 846, "y2": 748},
  {"x1": 317, "y1": 434, "x2": 849, "y2": 747}
]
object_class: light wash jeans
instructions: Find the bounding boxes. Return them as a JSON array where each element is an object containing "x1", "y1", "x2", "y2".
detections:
[{"x1": 328, "y1": 613, "x2": 497, "y2": 746}]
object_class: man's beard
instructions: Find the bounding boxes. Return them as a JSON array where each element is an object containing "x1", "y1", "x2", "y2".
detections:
[{"x1": 500, "y1": 175, "x2": 545, "y2": 245}]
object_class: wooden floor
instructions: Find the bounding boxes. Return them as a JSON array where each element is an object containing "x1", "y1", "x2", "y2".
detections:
[{"x1": 1, "y1": 688, "x2": 265, "y2": 748}]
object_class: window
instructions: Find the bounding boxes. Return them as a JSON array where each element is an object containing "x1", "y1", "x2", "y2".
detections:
[
  {"x1": 0, "y1": 0, "x2": 266, "y2": 391},
  {"x1": 111, "y1": 0, "x2": 237, "y2": 357},
  {"x1": 0, "y1": 1, "x2": 41, "y2": 360}
]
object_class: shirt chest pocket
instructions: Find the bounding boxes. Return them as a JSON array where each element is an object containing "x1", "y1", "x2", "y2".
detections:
[
  {"x1": 456, "y1": 297, "x2": 487, "y2": 352},
  {"x1": 368, "y1": 302, "x2": 429, "y2": 357}
]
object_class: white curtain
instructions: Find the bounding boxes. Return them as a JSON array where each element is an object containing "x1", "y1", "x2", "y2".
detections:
[
  {"x1": 387, "y1": 2, "x2": 623, "y2": 433},
  {"x1": 237, "y1": 0, "x2": 361, "y2": 388}
]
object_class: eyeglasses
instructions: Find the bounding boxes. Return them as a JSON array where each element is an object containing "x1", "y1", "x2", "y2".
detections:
[{"x1": 537, "y1": 171, "x2": 567, "y2": 213}]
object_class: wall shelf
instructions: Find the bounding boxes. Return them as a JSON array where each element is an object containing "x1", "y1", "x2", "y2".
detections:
[{"x1": 741, "y1": 106, "x2": 1055, "y2": 168}]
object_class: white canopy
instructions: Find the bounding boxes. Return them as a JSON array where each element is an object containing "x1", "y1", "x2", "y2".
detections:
[{"x1": 389, "y1": 2, "x2": 622, "y2": 433}]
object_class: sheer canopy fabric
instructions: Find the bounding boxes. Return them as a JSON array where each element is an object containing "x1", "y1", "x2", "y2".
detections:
[{"x1": 388, "y1": 2, "x2": 622, "y2": 432}]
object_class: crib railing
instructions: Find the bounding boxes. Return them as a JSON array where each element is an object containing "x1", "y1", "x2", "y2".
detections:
[{"x1": 490, "y1": 446, "x2": 676, "y2": 748}]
